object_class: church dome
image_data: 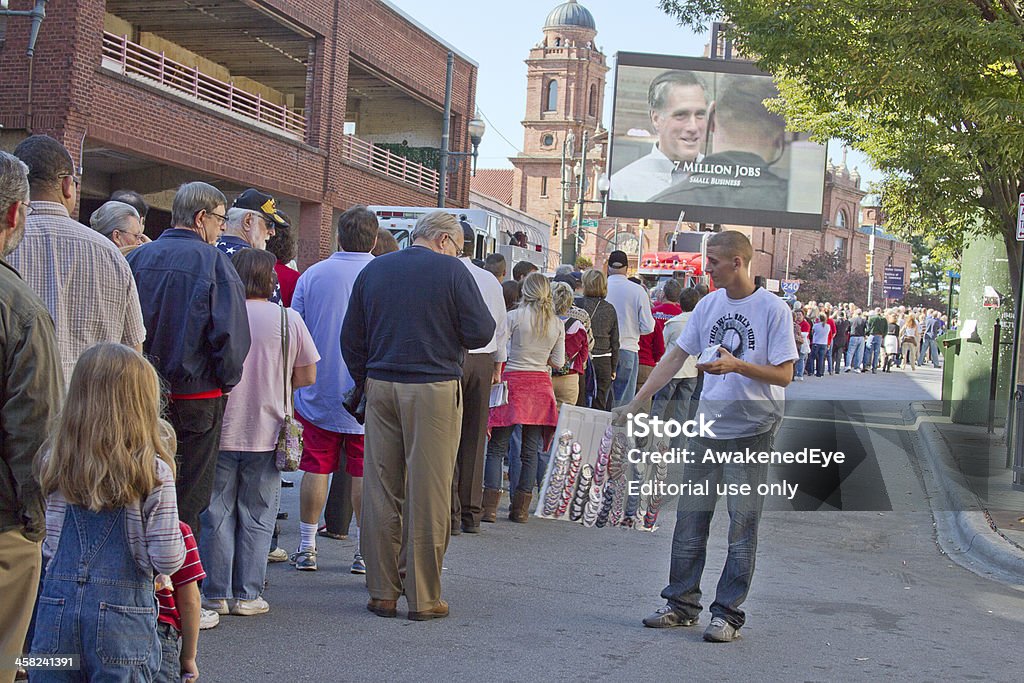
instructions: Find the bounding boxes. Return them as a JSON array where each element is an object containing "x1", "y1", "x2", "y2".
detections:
[{"x1": 544, "y1": 0, "x2": 596, "y2": 30}]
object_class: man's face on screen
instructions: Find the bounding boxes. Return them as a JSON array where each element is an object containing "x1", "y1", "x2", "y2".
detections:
[{"x1": 651, "y1": 84, "x2": 709, "y2": 163}]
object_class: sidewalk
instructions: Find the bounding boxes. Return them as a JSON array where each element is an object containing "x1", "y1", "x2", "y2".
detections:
[{"x1": 911, "y1": 400, "x2": 1024, "y2": 585}]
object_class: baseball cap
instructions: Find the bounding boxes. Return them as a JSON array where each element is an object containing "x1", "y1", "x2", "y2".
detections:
[
  {"x1": 460, "y1": 220, "x2": 475, "y2": 243},
  {"x1": 233, "y1": 188, "x2": 287, "y2": 226},
  {"x1": 608, "y1": 250, "x2": 629, "y2": 268}
]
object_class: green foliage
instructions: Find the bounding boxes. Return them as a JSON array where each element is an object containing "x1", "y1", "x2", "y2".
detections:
[
  {"x1": 659, "y1": 0, "x2": 1024, "y2": 288},
  {"x1": 575, "y1": 256, "x2": 593, "y2": 270},
  {"x1": 792, "y1": 250, "x2": 873, "y2": 305},
  {"x1": 374, "y1": 143, "x2": 441, "y2": 171}
]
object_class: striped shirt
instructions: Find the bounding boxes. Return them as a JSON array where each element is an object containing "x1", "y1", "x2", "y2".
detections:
[
  {"x1": 7, "y1": 202, "x2": 146, "y2": 383},
  {"x1": 156, "y1": 522, "x2": 206, "y2": 633},
  {"x1": 42, "y1": 457, "x2": 185, "y2": 576}
]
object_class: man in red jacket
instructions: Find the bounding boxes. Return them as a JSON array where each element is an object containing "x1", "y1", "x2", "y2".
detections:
[{"x1": 638, "y1": 280, "x2": 683, "y2": 392}]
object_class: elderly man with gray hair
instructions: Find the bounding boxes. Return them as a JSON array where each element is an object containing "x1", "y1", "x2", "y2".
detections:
[
  {"x1": 342, "y1": 210, "x2": 495, "y2": 622},
  {"x1": 127, "y1": 181, "x2": 250, "y2": 567},
  {"x1": 0, "y1": 150, "x2": 63, "y2": 683},
  {"x1": 89, "y1": 200, "x2": 147, "y2": 249}
]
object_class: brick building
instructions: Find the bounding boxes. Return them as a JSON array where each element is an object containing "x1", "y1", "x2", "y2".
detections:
[{"x1": 0, "y1": 0, "x2": 477, "y2": 265}]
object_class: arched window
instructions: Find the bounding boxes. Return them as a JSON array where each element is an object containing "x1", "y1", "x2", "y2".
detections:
[
  {"x1": 835, "y1": 209, "x2": 847, "y2": 228},
  {"x1": 588, "y1": 84, "x2": 597, "y2": 117},
  {"x1": 544, "y1": 79, "x2": 558, "y2": 112}
]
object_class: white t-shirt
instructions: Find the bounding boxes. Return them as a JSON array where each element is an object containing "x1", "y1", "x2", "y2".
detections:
[
  {"x1": 811, "y1": 322, "x2": 831, "y2": 345},
  {"x1": 676, "y1": 287, "x2": 799, "y2": 438},
  {"x1": 662, "y1": 311, "x2": 699, "y2": 379},
  {"x1": 504, "y1": 308, "x2": 565, "y2": 373},
  {"x1": 220, "y1": 300, "x2": 320, "y2": 452}
]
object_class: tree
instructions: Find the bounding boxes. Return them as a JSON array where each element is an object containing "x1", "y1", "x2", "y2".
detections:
[
  {"x1": 792, "y1": 250, "x2": 873, "y2": 305},
  {"x1": 659, "y1": 0, "x2": 1024, "y2": 291},
  {"x1": 575, "y1": 255, "x2": 593, "y2": 270}
]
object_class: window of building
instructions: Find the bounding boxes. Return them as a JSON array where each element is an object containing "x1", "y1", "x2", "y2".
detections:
[
  {"x1": 588, "y1": 85, "x2": 597, "y2": 117},
  {"x1": 544, "y1": 79, "x2": 558, "y2": 112},
  {"x1": 835, "y1": 208, "x2": 847, "y2": 228},
  {"x1": 542, "y1": 133, "x2": 554, "y2": 147},
  {"x1": 540, "y1": 176, "x2": 548, "y2": 197},
  {"x1": 834, "y1": 236, "x2": 848, "y2": 259}
]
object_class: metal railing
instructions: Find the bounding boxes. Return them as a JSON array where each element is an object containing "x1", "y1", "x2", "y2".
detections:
[
  {"x1": 340, "y1": 134, "x2": 440, "y2": 196},
  {"x1": 101, "y1": 32, "x2": 306, "y2": 139}
]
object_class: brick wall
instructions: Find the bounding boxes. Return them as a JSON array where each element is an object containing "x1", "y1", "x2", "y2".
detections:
[{"x1": 0, "y1": 0, "x2": 476, "y2": 266}]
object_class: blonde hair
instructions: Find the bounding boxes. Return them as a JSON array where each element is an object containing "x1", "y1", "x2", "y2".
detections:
[
  {"x1": 551, "y1": 280, "x2": 575, "y2": 316},
  {"x1": 582, "y1": 269, "x2": 607, "y2": 298},
  {"x1": 905, "y1": 314, "x2": 918, "y2": 328},
  {"x1": 39, "y1": 343, "x2": 176, "y2": 511},
  {"x1": 520, "y1": 272, "x2": 556, "y2": 335}
]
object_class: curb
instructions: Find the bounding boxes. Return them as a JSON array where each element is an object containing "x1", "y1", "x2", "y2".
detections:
[{"x1": 910, "y1": 402, "x2": 1024, "y2": 586}]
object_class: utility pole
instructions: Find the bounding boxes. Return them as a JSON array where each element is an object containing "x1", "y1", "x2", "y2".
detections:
[
  {"x1": 866, "y1": 223, "x2": 877, "y2": 307},
  {"x1": 559, "y1": 132, "x2": 575, "y2": 266},
  {"x1": 436, "y1": 52, "x2": 454, "y2": 208},
  {"x1": 570, "y1": 129, "x2": 589, "y2": 266}
]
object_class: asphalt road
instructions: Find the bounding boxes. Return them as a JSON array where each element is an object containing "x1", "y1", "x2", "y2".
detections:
[{"x1": 199, "y1": 364, "x2": 1024, "y2": 681}]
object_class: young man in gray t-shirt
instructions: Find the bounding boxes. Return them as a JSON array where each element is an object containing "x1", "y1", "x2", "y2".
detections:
[{"x1": 615, "y1": 230, "x2": 797, "y2": 643}]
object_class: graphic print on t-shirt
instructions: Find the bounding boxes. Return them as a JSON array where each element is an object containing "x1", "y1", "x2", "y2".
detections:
[{"x1": 708, "y1": 312, "x2": 755, "y2": 359}]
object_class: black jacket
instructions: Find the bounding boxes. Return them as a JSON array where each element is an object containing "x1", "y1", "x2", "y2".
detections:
[
  {"x1": 577, "y1": 295, "x2": 619, "y2": 370},
  {"x1": 127, "y1": 229, "x2": 250, "y2": 395},
  {"x1": 0, "y1": 258, "x2": 62, "y2": 540}
]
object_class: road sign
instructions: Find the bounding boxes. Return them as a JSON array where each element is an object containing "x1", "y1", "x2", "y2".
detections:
[
  {"x1": 946, "y1": 270, "x2": 960, "y2": 279},
  {"x1": 883, "y1": 265, "x2": 905, "y2": 299},
  {"x1": 1017, "y1": 193, "x2": 1024, "y2": 241},
  {"x1": 781, "y1": 280, "x2": 800, "y2": 295},
  {"x1": 582, "y1": 218, "x2": 599, "y2": 228}
]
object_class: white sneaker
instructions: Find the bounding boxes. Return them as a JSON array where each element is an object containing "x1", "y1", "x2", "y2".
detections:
[
  {"x1": 201, "y1": 598, "x2": 229, "y2": 615},
  {"x1": 267, "y1": 547, "x2": 289, "y2": 563},
  {"x1": 231, "y1": 597, "x2": 270, "y2": 616},
  {"x1": 199, "y1": 608, "x2": 220, "y2": 630}
]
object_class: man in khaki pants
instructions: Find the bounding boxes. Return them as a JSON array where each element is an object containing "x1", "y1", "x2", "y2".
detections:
[
  {"x1": 0, "y1": 151, "x2": 63, "y2": 682},
  {"x1": 342, "y1": 211, "x2": 495, "y2": 621}
]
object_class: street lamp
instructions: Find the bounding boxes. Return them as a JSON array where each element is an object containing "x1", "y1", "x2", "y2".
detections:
[
  {"x1": 597, "y1": 173, "x2": 610, "y2": 215},
  {"x1": 437, "y1": 50, "x2": 486, "y2": 207},
  {"x1": 0, "y1": 0, "x2": 46, "y2": 56}
]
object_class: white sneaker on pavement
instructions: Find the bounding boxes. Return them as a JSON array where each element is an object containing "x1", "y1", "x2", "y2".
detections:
[
  {"x1": 201, "y1": 598, "x2": 228, "y2": 615},
  {"x1": 199, "y1": 608, "x2": 220, "y2": 630},
  {"x1": 231, "y1": 597, "x2": 270, "y2": 616}
]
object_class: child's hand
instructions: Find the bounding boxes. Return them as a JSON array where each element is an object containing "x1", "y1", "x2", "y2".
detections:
[
  {"x1": 180, "y1": 658, "x2": 199, "y2": 682},
  {"x1": 154, "y1": 574, "x2": 173, "y2": 591}
]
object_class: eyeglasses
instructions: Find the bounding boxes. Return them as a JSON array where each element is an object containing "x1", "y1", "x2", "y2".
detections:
[
  {"x1": 114, "y1": 228, "x2": 146, "y2": 244},
  {"x1": 199, "y1": 209, "x2": 227, "y2": 226},
  {"x1": 23, "y1": 203, "x2": 34, "y2": 216},
  {"x1": 57, "y1": 173, "x2": 81, "y2": 187}
]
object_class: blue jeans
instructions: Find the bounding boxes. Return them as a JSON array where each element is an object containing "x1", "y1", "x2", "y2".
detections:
[
  {"x1": 811, "y1": 344, "x2": 827, "y2": 377},
  {"x1": 866, "y1": 335, "x2": 883, "y2": 371},
  {"x1": 846, "y1": 336, "x2": 864, "y2": 370},
  {"x1": 662, "y1": 431, "x2": 772, "y2": 629},
  {"x1": 485, "y1": 425, "x2": 543, "y2": 494},
  {"x1": 918, "y1": 337, "x2": 941, "y2": 367},
  {"x1": 794, "y1": 352, "x2": 808, "y2": 378},
  {"x1": 612, "y1": 350, "x2": 640, "y2": 408},
  {"x1": 199, "y1": 450, "x2": 279, "y2": 601},
  {"x1": 31, "y1": 505, "x2": 161, "y2": 681},
  {"x1": 652, "y1": 377, "x2": 698, "y2": 424},
  {"x1": 155, "y1": 623, "x2": 180, "y2": 683}
]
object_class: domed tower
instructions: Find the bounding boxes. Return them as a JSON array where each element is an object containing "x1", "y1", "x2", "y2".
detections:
[{"x1": 510, "y1": 0, "x2": 608, "y2": 257}]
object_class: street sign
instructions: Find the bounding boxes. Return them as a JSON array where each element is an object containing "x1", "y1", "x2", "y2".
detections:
[
  {"x1": 946, "y1": 270, "x2": 960, "y2": 279},
  {"x1": 883, "y1": 265, "x2": 905, "y2": 299},
  {"x1": 781, "y1": 280, "x2": 800, "y2": 295},
  {"x1": 582, "y1": 218, "x2": 599, "y2": 228},
  {"x1": 1017, "y1": 193, "x2": 1024, "y2": 241}
]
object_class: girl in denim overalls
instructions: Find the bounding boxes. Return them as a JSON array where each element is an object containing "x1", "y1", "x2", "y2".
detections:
[{"x1": 31, "y1": 344, "x2": 186, "y2": 682}]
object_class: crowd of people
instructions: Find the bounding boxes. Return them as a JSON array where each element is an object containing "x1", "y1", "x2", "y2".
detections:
[
  {"x1": 790, "y1": 302, "x2": 950, "y2": 380},
  {"x1": 0, "y1": 133, "x2": 950, "y2": 680}
]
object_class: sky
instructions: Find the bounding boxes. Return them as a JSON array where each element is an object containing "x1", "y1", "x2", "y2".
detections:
[{"x1": 391, "y1": 0, "x2": 880, "y2": 187}]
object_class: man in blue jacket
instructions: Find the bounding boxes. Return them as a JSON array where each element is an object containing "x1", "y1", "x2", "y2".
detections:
[{"x1": 127, "y1": 181, "x2": 251, "y2": 543}]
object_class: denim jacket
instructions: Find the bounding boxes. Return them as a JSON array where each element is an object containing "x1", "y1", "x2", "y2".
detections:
[
  {"x1": 127, "y1": 229, "x2": 250, "y2": 394},
  {"x1": 0, "y1": 258, "x2": 63, "y2": 540}
]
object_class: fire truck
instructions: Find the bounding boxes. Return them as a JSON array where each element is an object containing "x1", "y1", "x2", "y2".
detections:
[{"x1": 637, "y1": 231, "x2": 713, "y2": 290}]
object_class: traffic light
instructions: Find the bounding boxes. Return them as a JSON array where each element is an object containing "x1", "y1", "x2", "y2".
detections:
[
  {"x1": 865, "y1": 253, "x2": 873, "y2": 273},
  {"x1": 552, "y1": 216, "x2": 559, "y2": 236}
]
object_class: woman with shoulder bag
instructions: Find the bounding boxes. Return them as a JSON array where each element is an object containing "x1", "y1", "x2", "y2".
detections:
[
  {"x1": 576, "y1": 269, "x2": 619, "y2": 410},
  {"x1": 550, "y1": 281, "x2": 590, "y2": 407},
  {"x1": 199, "y1": 249, "x2": 320, "y2": 617}
]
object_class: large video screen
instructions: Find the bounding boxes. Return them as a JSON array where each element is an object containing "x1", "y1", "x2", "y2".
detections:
[{"x1": 607, "y1": 52, "x2": 827, "y2": 229}]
